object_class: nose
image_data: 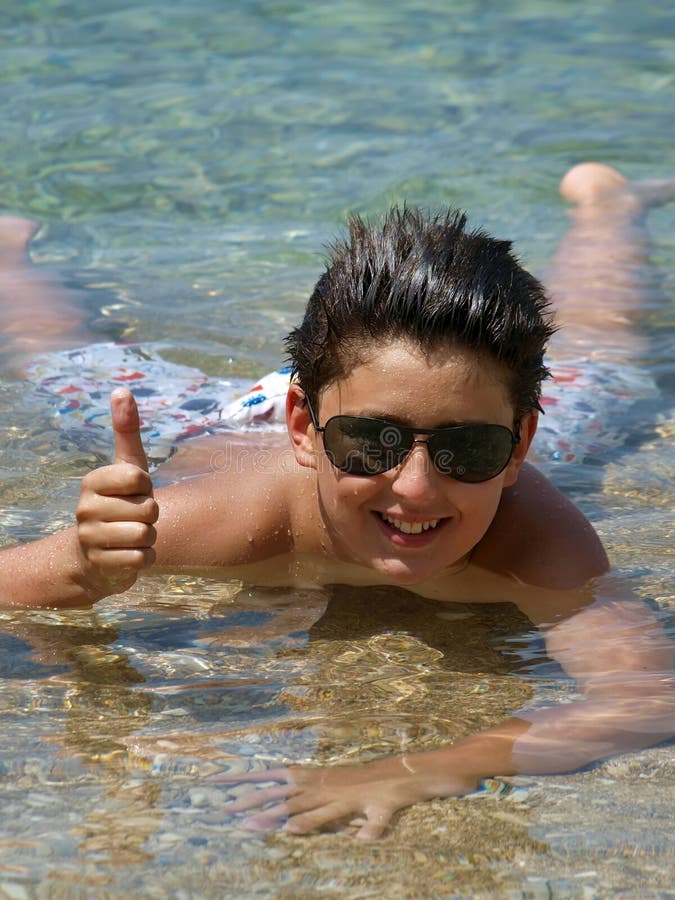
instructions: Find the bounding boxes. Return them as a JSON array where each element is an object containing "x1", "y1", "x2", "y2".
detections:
[{"x1": 389, "y1": 440, "x2": 439, "y2": 501}]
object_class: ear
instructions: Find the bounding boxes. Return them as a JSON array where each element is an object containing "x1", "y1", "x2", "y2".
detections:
[
  {"x1": 286, "y1": 383, "x2": 320, "y2": 469},
  {"x1": 502, "y1": 410, "x2": 538, "y2": 487}
]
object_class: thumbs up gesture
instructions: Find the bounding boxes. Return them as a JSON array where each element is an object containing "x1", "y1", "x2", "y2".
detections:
[{"x1": 76, "y1": 389, "x2": 159, "y2": 594}]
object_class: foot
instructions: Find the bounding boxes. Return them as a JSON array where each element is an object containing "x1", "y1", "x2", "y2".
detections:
[
  {"x1": 547, "y1": 163, "x2": 664, "y2": 360},
  {"x1": 560, "y1": 162, "x2": 627, "y2": 205},
  {"x1": 560, "y1": 162, "x2": 675, "y2": 214}
]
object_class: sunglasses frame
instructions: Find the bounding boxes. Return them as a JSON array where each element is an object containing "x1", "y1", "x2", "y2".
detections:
[{"x1": 304, "y1": 395, "x2": 520, "y2": 482}]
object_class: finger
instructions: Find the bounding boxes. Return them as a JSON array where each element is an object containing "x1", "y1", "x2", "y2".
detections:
[
  {"x1": 111, "y1": 388, "x2": 150, "y2": 472},
  {"x1": 82, "y1": 465, "x2": 154, "y2": 500},
  {"x1": 211, "y1": 767, "x2": 291, "y2": 786},
  {"x1": 242, "y1": 802, "x2": 293, "y2": 832},
  {"x1": 84, "y1": 547, "x2": 156, "y2": 572},
  {"x1": 284, "y1": 801, "x2": 351, "y2": 835},
  {"x1": 79, "y1": 520, "x2": 157, "y2": 551},
  {"x1": 223, "y1": 784, "x2": 295, "y2": 814},
  {"x1": 78, "y1": 493, "x2": 159, "y2": 525},
  {"x1": 354, "y1": 805, "x2": 393, "y2": 841}
]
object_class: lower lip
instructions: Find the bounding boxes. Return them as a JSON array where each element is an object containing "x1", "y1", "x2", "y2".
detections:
[{"x1": 374, "y1": 513, "x2": 448, "y2": 547}]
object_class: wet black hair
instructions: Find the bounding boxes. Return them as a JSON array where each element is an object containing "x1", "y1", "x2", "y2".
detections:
[{"x1": 285, "y1": 206, "x2": 556, "y2": 417}]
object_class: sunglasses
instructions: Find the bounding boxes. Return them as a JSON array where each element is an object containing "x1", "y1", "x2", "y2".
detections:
[{"x1": 305, "y1": 396, "x2": 519, "y2": 482}]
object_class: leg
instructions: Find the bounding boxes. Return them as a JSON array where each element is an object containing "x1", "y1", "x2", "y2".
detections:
[
  {"x1": 545, "y1": 162, "x2": 673, "y2": 361},
  {"x1": 0, "y1": 216, "x2": 95, "y2": 373}
]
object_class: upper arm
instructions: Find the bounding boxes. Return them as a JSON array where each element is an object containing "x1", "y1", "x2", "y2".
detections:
[
  {"x1": 151, "y1": 462, "x2": 295, "y2": 569},
  {"x1": 153, "y1": 432, "x2": 290, "y2": 487},
  {"x1": 542, "y1": 590, "x2": 674, "y2": 698}
]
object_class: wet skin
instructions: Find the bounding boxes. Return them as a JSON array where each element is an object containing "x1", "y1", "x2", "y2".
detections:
[
  {"x1": 148, "y1": 337, "x2": 604, "y2": 612},
  {"x1": 1, "y1": 163, "x2": 672, "y2": 839},
  {"x1": 286, "y1": 339, "x2": 534, "y2": 586}
]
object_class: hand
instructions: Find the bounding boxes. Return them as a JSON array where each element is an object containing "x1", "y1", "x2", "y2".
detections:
[
  {"x1": 219, "y1": 754, "x2": 480, "y2": 840},
  {"x1": 75, "y1": 388, "x2": 159, "y2": 595}
]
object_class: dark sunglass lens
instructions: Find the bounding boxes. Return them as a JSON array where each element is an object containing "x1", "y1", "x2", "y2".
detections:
[
  {"x1": 431, "y1": 425, "x2": 514, "y2": 482},
  {"x1": 323, "y1": 417, "x2": 410, "y2": 475}
]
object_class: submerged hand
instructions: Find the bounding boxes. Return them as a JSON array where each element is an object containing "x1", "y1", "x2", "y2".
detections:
[
  {"x1": 75, "y1": 388, "x2": 159, "y2": 594},
  {"x1": 220, "y1": 754, "x2": 480, "y2": 840}
]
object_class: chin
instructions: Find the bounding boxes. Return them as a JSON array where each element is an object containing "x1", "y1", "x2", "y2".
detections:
[{"x1": 370, "y1": 556, "x2": 442, "y2": 586}]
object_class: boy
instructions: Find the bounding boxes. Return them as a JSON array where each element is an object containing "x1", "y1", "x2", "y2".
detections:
[{"x1": 0, "y1": 163, "x2": 673, "y2": 839}]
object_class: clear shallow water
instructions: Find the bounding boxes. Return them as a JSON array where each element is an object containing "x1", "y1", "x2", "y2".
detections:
[{"x1": 0, "y1": 0, "x2": 674, "y2": 896}]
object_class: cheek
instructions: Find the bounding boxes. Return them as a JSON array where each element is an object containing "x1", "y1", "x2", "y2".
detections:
[
  {"x1": 455, "y1": 482, "x2": 504, "y2": 531},
  {"x1": 316, "y1": 470, "x2": 380, "y2": 518}
]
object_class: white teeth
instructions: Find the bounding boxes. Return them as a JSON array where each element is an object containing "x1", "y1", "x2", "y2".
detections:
[{"x1": 381, "y1": 514, "x2": 440, "y2": 534}]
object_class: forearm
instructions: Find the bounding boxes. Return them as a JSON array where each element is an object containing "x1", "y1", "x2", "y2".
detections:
[
  {"x1": 510, "y1": 688, "x2": 675, "y2": 773},
  {"x1": 0, "y1": 527, "x2": 115, "y2": 608},
  {"x1": 224, "y1": 595, "x2": 674, "y2": 839},
  {"x1": 405, "y1": 689, "x2": 674, "y2": 785}
]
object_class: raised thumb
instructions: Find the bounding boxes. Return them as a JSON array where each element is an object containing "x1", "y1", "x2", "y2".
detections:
[{"x1": 111, "y1": 388, "x2": 149, "y2": 472}]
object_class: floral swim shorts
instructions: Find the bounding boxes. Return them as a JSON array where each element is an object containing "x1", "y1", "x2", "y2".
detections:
[
  {"x1": 533, "y1": 358, "x2": 658, "y2": 464},
  {"x1": 27, "y1": 342, "x2": 659, "y2": 466},
  {"x1": 27, "y1": 343, "x2": 291, "y2": 461}
]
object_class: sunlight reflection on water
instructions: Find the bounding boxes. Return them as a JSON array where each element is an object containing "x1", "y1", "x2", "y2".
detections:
[{"x1": 0, "y1": 0, "x2": 674, "y2": 894}]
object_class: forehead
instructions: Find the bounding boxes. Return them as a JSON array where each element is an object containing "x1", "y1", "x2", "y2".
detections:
[{"x1": 319, "y1": 338, "x2": 514, "y2": 427}]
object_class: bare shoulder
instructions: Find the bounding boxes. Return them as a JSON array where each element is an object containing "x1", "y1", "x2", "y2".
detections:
[
  {"x1": 477, "y1": 463, "x2": 609, "y2": 590},
  {"x1": 153, "y1": 431, "x2": 290, "y2": 486},
  {"x1": 151, "y1": 436, "x2": 310, "y2": 569}
]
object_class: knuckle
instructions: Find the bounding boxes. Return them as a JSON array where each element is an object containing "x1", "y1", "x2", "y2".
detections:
[
  {"x1": 83, "y1": 464, "x2": 116, "y2": 488},
  {"x1": 138, "y1": 497, "x2": 159, "y2": 522},
  {"x1": 78, "y1": 486, "x2": 97, "y2": 512},
  {"x1": 85, "y1": 547, "x2": 107, "y2": 567},
  {"x1": 76, "y1": 495, "x2": 103, "y2": 523},
  {"x1": 130, "y1": 548, "x2": 154, "y2": 570},
  {"x1": 81, "y1": 463, "x2": 153, "y2": 498},
  {"x1": 116, "y1": 463, "x2": 144, "y2": 490},
  {"x1": 81, "y1": 465, "x2": 107, "y2": 485},
  {"x1": 129, "y1": 467, "x2": 151, "y2": 491},
  {"x1": 134, "y1": 522, "x2": 156, "y2": 545},
  {"x1": 143, "y1": 547, "x2": 157, "y2": 568},
  {"x1": 146, "y1": 498, "x2": 160, "y2": 522},
  {"x1": 80, "y1": 471, "x2": 95, "y2": 493},
  {"x1": 124, "y1": 549, "x2": 145, "y2": 568},
  {"x1": 75, "y1": 504, "x2": 89, "y2": 524},
  {"x1": 77, "y1": 521, "x2": 96, "y2": 545}
]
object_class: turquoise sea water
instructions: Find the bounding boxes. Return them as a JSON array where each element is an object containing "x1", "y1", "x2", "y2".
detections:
[{"x1": 0, "y1": 1, "x2": 674, "y2": 896}]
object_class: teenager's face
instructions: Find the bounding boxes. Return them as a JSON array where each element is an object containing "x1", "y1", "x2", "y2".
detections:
[{"x1": 292, "y1": 339, "x2": 534, "y2": 585}]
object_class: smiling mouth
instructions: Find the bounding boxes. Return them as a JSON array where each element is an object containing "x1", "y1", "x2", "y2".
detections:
[{"x1": 378, "y1": 512, "x2": 442, "y2": 535}]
